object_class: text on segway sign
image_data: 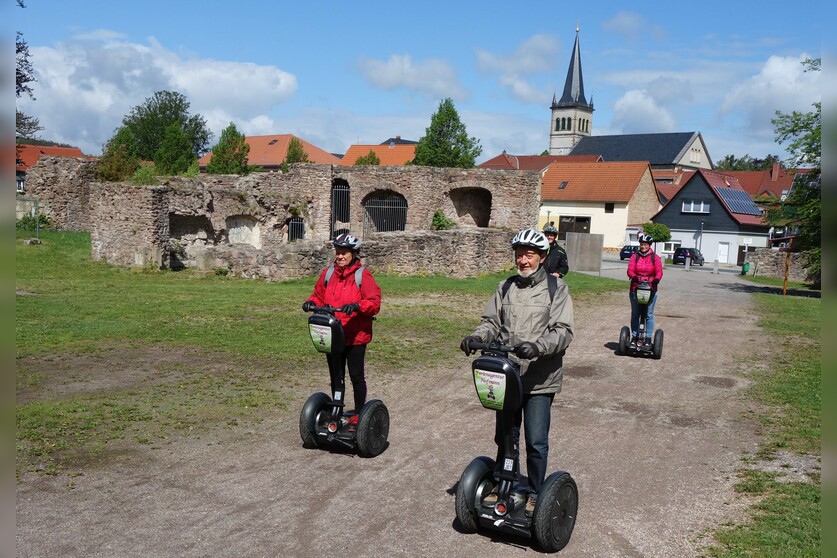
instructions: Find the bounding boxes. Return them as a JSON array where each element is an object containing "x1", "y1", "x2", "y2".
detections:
[
  {"x1": 308, "y1": 324, "x2": 333, "y2": 353},
  {"x1": 473, "y1": 369, "x2": 507, "y2": 410}
]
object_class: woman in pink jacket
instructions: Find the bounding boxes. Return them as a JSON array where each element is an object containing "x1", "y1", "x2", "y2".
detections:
[{"x1": 626, "y1": 233, "x2": 664, "y2": 344}]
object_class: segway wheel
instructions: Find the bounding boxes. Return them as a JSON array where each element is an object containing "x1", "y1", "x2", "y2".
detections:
[
  {"x1": 299, "y1": 392, "x2": 331, "y2": 449},
  {"x1": 455, "y1": 456, "x2": 495, "y2": 533},
  {"x1": 652, "y1": 329, "x2": 664, "y2": 360},
  {"x1": 356, "y1": 399, "x2": 389, "y2": 458},
  {"x1": 618, "y1": 326, "x2": 630, "y2": 356},
  {"x1": 533, "y1": 471, "x2": 578, "y2": 553}
]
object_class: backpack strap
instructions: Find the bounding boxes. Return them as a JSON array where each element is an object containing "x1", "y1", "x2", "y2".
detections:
[{"x1": 324, "y1": 264, "x2": 364, "y2": 289}]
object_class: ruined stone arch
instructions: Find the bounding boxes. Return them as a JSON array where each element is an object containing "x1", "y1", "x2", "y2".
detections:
[
  {"x1": 361, "y1": 189, "x2": 408, "y2": 236},
  {"x1": 449, "y1": 187, "x2": 492, "y2": 227},
  {"x1": 331, "y1": 178, "x2": 350, "y2": 240},
  {"x1": 225, "y1": 214, "x2": 261, "y2": 248}
]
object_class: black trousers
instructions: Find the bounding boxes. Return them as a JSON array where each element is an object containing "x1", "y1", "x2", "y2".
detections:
[{"x1": 326, "y1": 344, "x2": 367, "y2": 411}]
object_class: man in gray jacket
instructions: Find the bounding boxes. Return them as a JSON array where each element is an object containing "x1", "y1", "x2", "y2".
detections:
[{"x1": 460, "y1": 228, "x2": 574, "y2": 515}]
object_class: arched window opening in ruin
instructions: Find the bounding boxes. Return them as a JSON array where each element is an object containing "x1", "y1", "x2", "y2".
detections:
[
  {"x1": 449, "y1": 187, "x2": 492, "y2": 228},
  {"x1": 226, "y1": 215, "x2": 261, "y2": 248},
  {"x1": 287, "y1": 216, "x2": 305, "y2": 241},
  {"x1": 168, "y1": 213, "x2": 215, "y2": 270},
  {"x1": 331, "y1": 179, "x2": 350, "y2": 240},
  {"x1": 361, "y1": 189, "x2": 407, "y2": 237}
]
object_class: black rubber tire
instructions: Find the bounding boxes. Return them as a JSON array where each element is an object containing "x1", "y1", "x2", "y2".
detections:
[
  {"x1": 299, "y1": 392, "x2": 330, "y2": 449},
  {"x1": 533, "y1": 471, "x2": 578, "y2": 553},
  {"x1": 455, "y1": 457, "x2": 495, "y2": 533},
  {"x1": 356, "y1": 399, "x2": 389, "y2": 458},
  {"x1": 653, "y1": 329, "x2": 664, "y2": 360},
  {"x1": 618, "y1": 326, "x2": 630, "y2": 356}
]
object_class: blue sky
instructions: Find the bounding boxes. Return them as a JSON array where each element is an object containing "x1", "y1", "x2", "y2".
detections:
[{"x1": 13, "y1": 1, "x2": 824, "y2": 164}]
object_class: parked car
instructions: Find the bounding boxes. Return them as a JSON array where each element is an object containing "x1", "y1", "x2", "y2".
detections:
[
  {"x1": 620, "y1": 245, "x2": 639, "y2": 260},
  {"x1": 672, "y1": 247, "x2": 705, "y2": 266}
]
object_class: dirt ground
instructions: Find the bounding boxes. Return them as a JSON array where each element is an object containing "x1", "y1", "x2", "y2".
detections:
[{"x1": 15, "y1": 264, "x2": 814, "y2": 557}]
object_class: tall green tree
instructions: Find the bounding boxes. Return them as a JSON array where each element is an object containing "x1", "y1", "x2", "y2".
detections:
[
  {"x1": 714, "y1": 154, "x2": 782, "y2": 171},
  {"x1": 154, "y1": 123, "x2": 197, "y2": 175},
  {"x1": 206, "y1": 123, "x2": 252, "y2": 174},
  {"x1": 121, "y1": 90, "x2": 212, "y2": 161},
  {"x1": 413, "y1": 98, "x2": 482, "y2": 168},
  {"x1": 16, "y1": 0, "x2": 43, "y2": 139},
  {"x1": 281, "y1": 137, "x2": 310, "y2": 172},
  {"x1": 354, "y1": 150, "x2": 380, "y2": 166},
  {"x1": 95, "y1": 127, "x2": 140, "y2": 181},
  {"x1": 766, "y1": 58, "x2": 821, "y2": 281}
]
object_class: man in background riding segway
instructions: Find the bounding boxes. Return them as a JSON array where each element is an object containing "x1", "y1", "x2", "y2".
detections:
[
  {"x1": 460, "y1": 228, "x2": 574, "y2": 516},
  {"x1": 627, "y1": 232, "x2": 663, "y2": 346},
  {"x1": 542, "y1": 223, "x2": 569, "y2": 278},
  {"x1": 303, "y1": 233, "x2": 382, "y2": 425}
]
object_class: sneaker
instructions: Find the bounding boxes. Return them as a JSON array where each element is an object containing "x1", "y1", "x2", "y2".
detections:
[
  {"x1": 645, "y1": 337, "x2": 653, "y2": 346},
  {"x1": 525, "y1": 494, "x2": 537, "y2": 515},
  {"x1": 482, "y1": 488, "x2": 499, "y2": 505}
]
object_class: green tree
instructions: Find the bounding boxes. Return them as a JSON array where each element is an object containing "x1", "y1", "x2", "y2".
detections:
[
  {"x1": 154, "y1": 123, "x2": 196, "y2": 175},
  {"x1": 206, "y1": 123, "x2": 252, "y2": 174},
  {"x1": 766, "y1": 58, "x2": 821, "y2": 281},
  {"x1": 714, "y1": 154, "x2": 782, "y2": 171},
  {"x1": 641, "y1": 222, "x2": 671, "y2": 253},
  {"x1": 280, "y1": 137, "x2": 310, "y2": 172},
  {"x1": 413, "y1": 98, "x2": 482, "y2": 168},
  {"x1": 354, "y1": 150, "x2": 380, "y2": 166},
  {"x1": 122, "y1": 90, "x2": 212, "y2": 161},
  {"x1": 16, "y1": 1, "x2": 43, "y2": 139},
  {"x1": 95, "y1": 127, "x2": 140, "y2": 181}
]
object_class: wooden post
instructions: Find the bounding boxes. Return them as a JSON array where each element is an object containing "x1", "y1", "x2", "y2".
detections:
[{"x1": 783, "y1": 237, "x2": 793, "y2": 295}]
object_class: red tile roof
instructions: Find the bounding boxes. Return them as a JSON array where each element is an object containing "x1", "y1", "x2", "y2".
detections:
[
  {"x1": 479, "y1": 152, "x2": 602, "y2": 171},
  {"x1": 341, "y1": 143, "x2": 416, "y2": 166},
  {"x1": 694, "y1": 170, "x2": 766, "y2": 226},
  {"x1": 716, "y1": 163, "x2": 799, "y2": 199},
  {"x1": 541, "y1": 161, "x2": 653, "y2": 203},
  {"x1": 16, "y1": 144, "x2": 87, "y2": 172},
  {"x1": 198, "y1": 134, "x2": 341, "y2": 168}
]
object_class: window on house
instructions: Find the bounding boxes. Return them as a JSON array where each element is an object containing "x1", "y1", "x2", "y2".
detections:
[
  {"x1": 663, "y1": 241, "x2": 681, "y2": 253},
  {"x1": 559, "y1": 181, "x2": 568, "y2": 190},
  {"x1": 604, "y1": 203, "x2": 614, "y2": 213},
  {"x1": 555, "y1": 118, "x2": 560, "y2": 132},
  {"x1": 681, "y1": 200, "x2": 710, "y2": 213}
]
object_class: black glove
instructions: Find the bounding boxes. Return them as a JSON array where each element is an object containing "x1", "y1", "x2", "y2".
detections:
[
  {"x1": 630, "y1": 276, "x2": 639, "y2": 284},
  {"x1": 651, "y1": 279, "x2": 660, "y2": 289},
  {"x1": 514, "y1": 341, "x2": 540, "y2": 360},
  {"x1": 341, "y1": 303, "x2": 360, "y2": 315},
  {"x1": 460, "y1": 335, "x2": 482, "y2": 355},
  {"x1": 302, "y1": 301, "x2": 315, "y2": 312}
]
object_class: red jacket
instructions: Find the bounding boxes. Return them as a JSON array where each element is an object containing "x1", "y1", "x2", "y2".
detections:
[
  {"x1": 306, "y1": 259, "x2": 382, "y2": 345},
  {"x1": 627, "y1": 250, "x2": 664, "y2": 292}
]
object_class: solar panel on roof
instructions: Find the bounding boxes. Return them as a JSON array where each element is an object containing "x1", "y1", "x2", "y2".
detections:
[{"x1": 714, "y1": 187, "x2": 762, "y2": 216}]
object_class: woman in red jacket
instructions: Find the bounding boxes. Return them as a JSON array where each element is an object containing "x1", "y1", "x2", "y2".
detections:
[
  {"x1": 302, "y1": 233, "x2": 382, "y2": 422},
  {"x1": 626, "y1": 232, "x2": 664, "y2": 345}
]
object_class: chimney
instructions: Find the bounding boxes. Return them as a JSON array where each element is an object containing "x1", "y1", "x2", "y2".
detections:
[
  {"x1": 395, "y1": 135, "x2": 401, "y2": 141},
  {"x1": 772, "y1": 161, "x2": 780, "y2": 181}
]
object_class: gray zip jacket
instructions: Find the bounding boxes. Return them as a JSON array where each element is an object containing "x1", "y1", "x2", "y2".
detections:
[{"x1": 471, "y1": 265, "x2": 574, "y2": 395}]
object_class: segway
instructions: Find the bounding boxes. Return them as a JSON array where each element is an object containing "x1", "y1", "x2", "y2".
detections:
[
  {"x1": 299, "y1": 304, "x2": 389, "y2": 457},
  {"x1": 618, "y1": 280, "x2": 663, "y2": 359},
  {"x1": 455, "y1": 341, "x2": 578, "y2": 552}
]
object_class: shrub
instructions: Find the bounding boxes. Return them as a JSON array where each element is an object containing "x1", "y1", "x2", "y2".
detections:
[
  {"x1": 431, "y1": 210, "x2": 456, "y2": 230},
  {"x1": 131, "y1": 164, "x2": 158, "y2": 185},
  {"x1": 16, "y1": 213, "x2": 52, "y2": 232}
]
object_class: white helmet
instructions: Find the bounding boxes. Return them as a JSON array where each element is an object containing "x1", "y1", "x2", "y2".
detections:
[
  {"x1": 638, "y1": 232, "x2": 653, "y2": 244},
  {"x1": 333, "y1": 233, "x2": 361, "y2": 251},
  {"x1": 511, "y1": 228, "x2": 550, "y2": 252}
]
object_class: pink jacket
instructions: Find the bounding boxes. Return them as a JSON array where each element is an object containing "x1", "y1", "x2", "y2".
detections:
[{"x1": 627, "y1": 250, "x2": 664, "y2": 292}]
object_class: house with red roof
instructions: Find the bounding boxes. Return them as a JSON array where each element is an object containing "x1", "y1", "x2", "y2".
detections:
[
  {"x1": 540, "y1": 161, "x2": 660, "y2": 249},
  {"x1": 16, "y1": 143, "x2": 87, "y2": 193},
  {"x1": 651, "y1": 169, "x2": 770, "y2": 265},
  {"x1": 342, "y1": 142, "x2": 416, "y2": 166},
  {"x1": 198, "y1": 134, "x2": 341, "y2": 171},
  {"x1": 478, "y1": 152, "x2": 601, "y2": 171}
]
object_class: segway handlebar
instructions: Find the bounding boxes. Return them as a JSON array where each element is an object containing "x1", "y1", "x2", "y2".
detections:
[
  {"x1": 469, "y1": 341, "x2": 516, "y2": 354},
  {"x1": 304, "y1": 304, "x2": 358, "y2": 316}
]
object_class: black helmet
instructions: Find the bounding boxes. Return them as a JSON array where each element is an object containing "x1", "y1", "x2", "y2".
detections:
[
  {"x1": 543, "y1": 224, "x2": 558, "y2": 235},
  {"x1": 638, "y1": 232, "x2": 653, "y2": 244},
  {"x1": 333, "y1": 233, "x2": 361, "y2": 251}
]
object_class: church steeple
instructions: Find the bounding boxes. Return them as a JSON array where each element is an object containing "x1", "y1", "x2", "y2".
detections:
[{"x1": 549, "y1": 27, "x2": 594, "y2": 155}]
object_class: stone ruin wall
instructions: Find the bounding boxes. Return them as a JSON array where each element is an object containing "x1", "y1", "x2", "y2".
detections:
[
  {"x1": 27, "y1": 157, "x2": 540, "y2": 280},
  {"x1": 749, "y1": 248, "x2": 819, "y2": 284}
]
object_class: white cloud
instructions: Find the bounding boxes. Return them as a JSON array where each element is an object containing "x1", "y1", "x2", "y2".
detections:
[
  {"x1": 16, "y1": 34, "x2": 297, "y2": 155},
  {"x1": 719, "y1": 53, "x2": 820, "y2": 137},
  {"x1": 602, "y1": 11, "x2": 667, "y2": 42},
  {"x1": 357, "y1": 54, "x2": 467, "y2": 101},
  {"x1": 476, "y1": 34, "x2": 559, "y2": 75},
  {"x1": 498, "y1": 75, "x2": 550, "y2": 105},
  {"x1": 611, "y1": 90, "x2": 677, "y2": 133}
]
